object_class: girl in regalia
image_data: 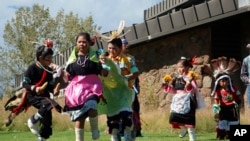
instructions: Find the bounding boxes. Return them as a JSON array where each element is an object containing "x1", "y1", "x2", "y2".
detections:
[{"x1": 162, "y1": 56, "x2": 204, "y2": 141}]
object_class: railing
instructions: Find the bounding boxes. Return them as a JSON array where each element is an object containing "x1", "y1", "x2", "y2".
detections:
[
  {"x1": 125, "y1": 0, "x2": 239, "y2": 44},
  {"x1": 143, "y1": 0, "x2": 202, "y2": 21}
]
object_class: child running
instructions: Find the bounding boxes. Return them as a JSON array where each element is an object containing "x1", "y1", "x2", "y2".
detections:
[
  {"x1": 162, "y1": 56, "x2": 200, "y2": 141},
  {"x1": 23, "y1": 42, "x2": 62, "y2": 141}
]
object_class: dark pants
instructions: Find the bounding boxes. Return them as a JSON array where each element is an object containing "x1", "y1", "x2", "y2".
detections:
[
  {"x1": 132, "y1": 95, "x2": 142, "y2": 135},
  {"x1": 27, "y1": 94, "x2": 61, "y2": 139},
  {"x1": 107, "y1": 111, "x2": 133, "y2": 134}
]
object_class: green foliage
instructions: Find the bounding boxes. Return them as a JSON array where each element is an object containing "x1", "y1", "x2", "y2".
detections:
[{"x1": 0, "y1": 4, "x2": 97, "y2": 95}]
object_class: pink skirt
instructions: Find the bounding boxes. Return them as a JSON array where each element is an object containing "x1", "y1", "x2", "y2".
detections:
[{"x1": 64, "y1": 75, "x2": 103, "y2": 108}]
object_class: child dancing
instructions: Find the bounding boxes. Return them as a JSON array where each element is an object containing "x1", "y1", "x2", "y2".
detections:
[
  {"x1": 162, "y1": 56, "x2": 203, "y2": 141},
  {"x1": 204, "y1": 56, "x2": 242, "y2": 140}
]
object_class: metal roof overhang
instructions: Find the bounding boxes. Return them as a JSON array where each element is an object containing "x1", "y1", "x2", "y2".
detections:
[{"x1": 129, "y1": 6, "x2": 250, "y2": 48}]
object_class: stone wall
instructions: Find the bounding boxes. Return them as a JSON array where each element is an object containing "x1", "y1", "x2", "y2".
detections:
[
  {"x1": 128, "y1": 26, "x2": 214, "y2": 111},
  {"x1": 128, "y1": 21, "x2": 250, "y2": 112}
]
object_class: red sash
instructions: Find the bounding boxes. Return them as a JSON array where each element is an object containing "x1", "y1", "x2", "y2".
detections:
[{"x1": 12, "y1": 70, "x2": 48, "y2": 114}]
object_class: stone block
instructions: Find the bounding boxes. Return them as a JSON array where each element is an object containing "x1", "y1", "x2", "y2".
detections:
[
  {"x1": 202, "y1": 55, "x2": 210, "y2": 64},
  {"x1": 171, "y1": 10, "x2": 185, "y2": 28},
  {"x1": 200, "y1": 87, "x2": 212, "y2": 97},
  {"x1": 208, "y1": 0, "x2": 223, "y2": 16},
  {"x1": 147, "y1": 18, "x2": 161, "y2": 35},
  {"x1": 221, "y1": 0, "x2": 237, "y2": 13},
  {"x1": 183, "y1": 6, "x2": 197, "y2": 24},
  {"x1": 158, "y1": 14, "x2": 173, "y2": 32},
  {"x1": 124, "y1": 25, "x2": 137, "y2": 41},
  {"x1": 195, "y1": 2, "x2": 210, "y2": 21},
  {"x1": 134, "y1": 22, "x2": 149, "y2": 39},
  {"x1": 202, "y1": 76, "x2": 213, "y2": 88},
  {"x1": 196, "y1": 79, "x2": 202, "y2": 88}
]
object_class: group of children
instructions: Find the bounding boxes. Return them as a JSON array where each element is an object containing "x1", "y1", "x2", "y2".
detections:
[
  {"x1": 5, "y1": 26, "x2": 142, "y2": 141},
  {"x1": 4, "y1": 26, "x2": 250, "y2": 141},
  {"x1": 162, "y1": 55, "x2": 243, "y2": 141}
]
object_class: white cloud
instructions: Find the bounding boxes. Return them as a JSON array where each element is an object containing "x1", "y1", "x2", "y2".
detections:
[{"x1": 0, "y1": 0, "x2": 162, "y2": 47}]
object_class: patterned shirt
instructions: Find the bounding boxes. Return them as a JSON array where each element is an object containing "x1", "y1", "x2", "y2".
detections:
[
  {"x1": 109, "y1": 54, "x2": 134, "y2": 88},
  {"x1": 214, "y1": 86, "x2": 241, "y2": 106},
  {"x1": 125, "y1": 53, "x2": 139, "y2": 73}
]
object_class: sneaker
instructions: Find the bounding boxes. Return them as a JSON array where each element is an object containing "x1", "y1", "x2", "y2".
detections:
[
  {"x1": 179, "y1": 128, "x2": 187, "y2": 138},
  {"x1": 92, "y1": 129, "x2": 100, "y2": 140},
  {"x1": 27, "y1": 118, "x2": 40, "y2": 136},
  {"x1": 37, "y1": 137, "x2": 46, "y2": 141}
]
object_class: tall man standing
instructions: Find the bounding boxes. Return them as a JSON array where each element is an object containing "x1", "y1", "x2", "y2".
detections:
[{"x1": 240, "y1": 44, "x2": 250, "y2": 108}]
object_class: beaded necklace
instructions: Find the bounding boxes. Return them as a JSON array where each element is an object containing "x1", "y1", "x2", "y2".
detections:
[
  {"x1": 36, "y1": 61, "x2": 54, "y2": 74},
  {"x1": 77, "y1": 54, "x2": 89, "y2": 67}
]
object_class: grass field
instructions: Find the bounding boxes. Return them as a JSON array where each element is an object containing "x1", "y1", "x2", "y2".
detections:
[
  {"x1": 1, "y1": 97, "x2": 249, "y2": 141},
  {"x1": 0, "y1": 130, "x2": 219, "y2": 141}
]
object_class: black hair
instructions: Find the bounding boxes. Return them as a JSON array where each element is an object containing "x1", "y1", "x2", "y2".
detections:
[
  {"x1": 36, "y1": 45, "x2": 53, "y2": 61},
  {"x1": 75, "y1": 32, "x2": 95, "y2": 46},
  {"x1": 178, "y1": 57, "x2": 193, "y2": 68},
  {"x1": 109, "y1": 38, "x2": 122, "y2": 48},
  {"x1": 215, "y1": 72, "x2": 231, "y2": 91}
]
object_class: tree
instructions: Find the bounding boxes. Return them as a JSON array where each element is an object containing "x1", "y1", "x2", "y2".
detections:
[{"x1": 0, "y1": 4, "x2": 98, "y2": 96}]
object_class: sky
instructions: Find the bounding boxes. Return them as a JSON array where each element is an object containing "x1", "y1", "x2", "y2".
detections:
[{"x1": 0, "y1": 0, "x2": 162, "y2": 47}]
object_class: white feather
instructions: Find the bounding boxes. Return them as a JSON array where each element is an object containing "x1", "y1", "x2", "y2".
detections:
[
  {"x1": 117, "y1": 20, "x2": 125, "y2": 35},
  {"x1": 94, "y1": 20, "x2": 130, "y2": 42}
]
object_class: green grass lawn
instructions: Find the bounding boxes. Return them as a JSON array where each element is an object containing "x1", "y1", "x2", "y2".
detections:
[{"x1": 0, "y1": 130, "x2": 224, "y2": 141}]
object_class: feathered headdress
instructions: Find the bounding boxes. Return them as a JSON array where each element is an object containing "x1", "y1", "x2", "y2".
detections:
[
  {"x1": 203, "y1": 56, "x2": 241, "y2": 78},
  {"x1": 203, "y1": 56, "x2": 241, "y2": 96},
  {"x1": 94, "y1": 20, "x2": 130, "y2": 42}
]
